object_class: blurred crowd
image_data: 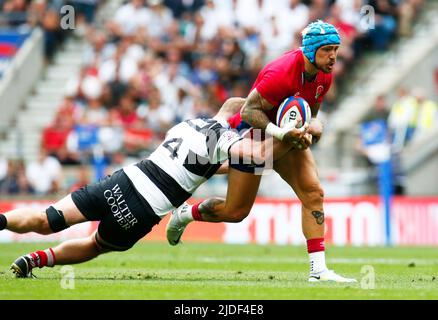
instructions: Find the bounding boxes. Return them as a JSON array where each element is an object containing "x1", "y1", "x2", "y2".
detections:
[
  {"x1": 358, "y1": 87, "x2": 438, "y2": 194},
  {"x1": 360, "y1": 86, "x2": 438, "y2": 150},
  {"x1": 0, "y1": 0, "x2": 427, "y2": 196},
  {"x1": 0, "y1": 0, "x2": 100, "y2": 62}
]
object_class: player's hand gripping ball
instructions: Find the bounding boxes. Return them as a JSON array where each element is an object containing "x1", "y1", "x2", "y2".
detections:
[{"x1": 276, "y1": 96, "x2": 311, "y2": 129}]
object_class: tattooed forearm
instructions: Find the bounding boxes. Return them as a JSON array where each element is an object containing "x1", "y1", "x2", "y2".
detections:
[
  {"x1": 311, "y1": 211, "x2": 325, "y2": 225},
  {"x1": 241, "y1": 90, "x2": 272, "y2": 130},
  {"x1": 198, "y1": 197, "x2": 225, "y2": 219}
]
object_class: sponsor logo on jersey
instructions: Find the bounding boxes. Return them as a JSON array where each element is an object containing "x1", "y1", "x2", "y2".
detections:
[
  {"x1": 315, "y1": 85, "x2": 324, "y2": 99},
  {"x1": 104, "y1": 184, "x2": 137, "y2": 230}
]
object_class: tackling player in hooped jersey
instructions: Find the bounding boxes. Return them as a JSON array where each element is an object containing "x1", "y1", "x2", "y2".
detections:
[
  {"x1": 167, "y1": 21, "x2": 357, "y2": 283},
  {"x1": 0, "y1": 98, "x2": 306, "y2": 278}
]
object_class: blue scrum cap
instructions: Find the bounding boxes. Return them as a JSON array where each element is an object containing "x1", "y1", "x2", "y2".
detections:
[{"x1": 301, "y1": 20, "x2": 341, "y2": 64}]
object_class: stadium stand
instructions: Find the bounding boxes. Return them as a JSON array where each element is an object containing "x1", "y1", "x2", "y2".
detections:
[{"x1": 0, "y1": 0, "x2": 436, "y2": 198}]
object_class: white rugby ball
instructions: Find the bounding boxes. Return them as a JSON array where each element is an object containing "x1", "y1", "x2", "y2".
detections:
[{"x1": 276, "y1": 96, "x2": 311, "y2": 128}]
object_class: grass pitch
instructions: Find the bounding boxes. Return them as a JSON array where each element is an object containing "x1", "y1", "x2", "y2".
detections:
[{"x1": 0, "y1": 242, "x2": 437, "y2": 300}]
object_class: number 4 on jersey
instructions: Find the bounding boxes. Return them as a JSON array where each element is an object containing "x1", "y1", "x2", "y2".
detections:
[{"x1": 163, "y1": 138, "x2": 183, "y2": 159}]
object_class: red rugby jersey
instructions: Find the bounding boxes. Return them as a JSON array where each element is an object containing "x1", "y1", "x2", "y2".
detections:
[{"x1": 228, "y1": 49, "x2": 332, "y2": 128}]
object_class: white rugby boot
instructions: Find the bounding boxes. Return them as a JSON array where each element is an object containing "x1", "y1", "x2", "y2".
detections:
[
  {"x1": 308, "y1": 269, "x2": 357, "y2": 283},
  {"x1": 166, "y1": 203, "x2": 192, "y2": 246}
]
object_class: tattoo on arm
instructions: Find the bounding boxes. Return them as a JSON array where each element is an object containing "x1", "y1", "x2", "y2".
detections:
[
  {"x1": 198, "y1": 197, "x2": 225, "y2": 220},
  {"x1": 311, "y1": 211, "x2": 325, "y2": 225},
  {"x1": 241, "y1": 89, "x2": 273, "y2": 130}
]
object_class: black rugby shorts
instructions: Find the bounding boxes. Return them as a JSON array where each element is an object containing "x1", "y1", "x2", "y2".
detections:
[{"x1": 71, "y1": 169, "x2": 161, "y2": 251}]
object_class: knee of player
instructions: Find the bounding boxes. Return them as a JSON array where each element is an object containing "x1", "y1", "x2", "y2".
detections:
[
  {"x1": 36, "y1": 211, "x2": 54, "y2": 235},
  {"x1": 44, "y1": 206, "x2": 70, "y2": 234},
  {"x1": 304, "y1": 184, "x2": 325, "y2": 204}
]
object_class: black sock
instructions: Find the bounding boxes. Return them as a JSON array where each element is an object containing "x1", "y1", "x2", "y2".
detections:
[{"x1": 0, "y1": 214, "x2": 7, "y2": 230}]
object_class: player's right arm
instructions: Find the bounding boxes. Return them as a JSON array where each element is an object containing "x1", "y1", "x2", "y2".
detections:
[
  {"x1": 241, "y1": 88, "x2": 304, "y2": 145},
  {"x1": 240, "y1": 88, "x2": 274, "y2": 130}
]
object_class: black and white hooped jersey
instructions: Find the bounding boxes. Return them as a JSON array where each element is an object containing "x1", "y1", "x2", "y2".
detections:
[{"x1": 123, "y1": 118, "x2": 242, "y2": 217}]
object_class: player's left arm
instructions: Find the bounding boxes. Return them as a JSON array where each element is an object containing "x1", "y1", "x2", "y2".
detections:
[
  {"x1": 308, "y1": 102, "x2": 324, "y2": 144},
  {"x1": 214, "y1": 97, "x2": 246, "y2": 122}
]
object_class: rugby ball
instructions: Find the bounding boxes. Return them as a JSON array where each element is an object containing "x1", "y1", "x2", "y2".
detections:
[{"x1": 276, "y1": 96, "x2": 311, "y2": 129}]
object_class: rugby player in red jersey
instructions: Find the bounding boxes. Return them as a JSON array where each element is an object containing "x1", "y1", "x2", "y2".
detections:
[{"x1": 167, "y1": 21, "x2": 357, "y2": 283}]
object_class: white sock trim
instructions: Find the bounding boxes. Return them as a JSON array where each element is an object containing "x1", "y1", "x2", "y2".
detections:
[
  {"x1": 178, "y1": 204, "x2": 194, "y2": 224},
  {"x1": 44, "y1": 248, "x2": 55, "y2": 267}
]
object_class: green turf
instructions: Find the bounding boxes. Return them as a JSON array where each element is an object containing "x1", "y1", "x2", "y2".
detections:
[{"x1": 0, "y1": 242, "x2": 437, "y2": 299}]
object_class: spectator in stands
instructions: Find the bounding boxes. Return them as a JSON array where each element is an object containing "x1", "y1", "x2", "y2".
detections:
[
  {"x1": 0, "y1": 159, "x2": 34, "y2": 195},
  {"x1": 26, "y1": 0, "x2": 424, "y2": 172},
  {"x1": 367, "y1": 0, "x2": 398, "y2": 51},
  {"x1": 364, "y1": 95, "x2": 390, "y2": 123},
  {"x1": 1, "y1": 0, "x2": 28, "y2": 27},
  {"x1": 0, "y1": 157, "x2": 7, "y2": 181},
  {"x1": 327, "y1": 3, "x2": 357, "y2": 77},
  {"x1": 82, "y1": 30, "x2": 114, "y2": 69},
  {"x1": 172, "y1": 84, "x2": 200, "y2": 122},
  {"x1": 398, "y1": 0, "x2": 424, "y2": 37},
  {"x1": 388, "y1": 87, "x2": 418, "y2": 149},
  {"x1": 412, "y1": 89, "x2": 438, "y2": 141},
  {"x1": 191, "y1": 96, "x2": 214, "y2": 118},
  {"x1": 25, "y1": 148, "x2": 64, "y2": 195},
  {"x1": 197, "y1": 0, "x2": 227, "y2": 41},
  {"x1": 261, "y1": 14, "x2": 294, "y2": 63},
  {"x1": 108, "y1": 0, "x2": 150, "y2": 38},
  {"x1": 164, "y1": 0, "x2": 205, "y2": 19},
  {"x1": 80, "y1": 75, "x2": 108, "y2": 126},
  {"x1": 98, "y1": 39, "x2": 140, "y2": 105},
  {"x1": 216, "y1": 37, "x2": 246, "y2": 88},
  {"x1": 154, "y1": 61, "x2": 191, "y2": 108},
  {"x1": 190, "y1": 54, "x2": 218, "y2": 87},
  {"x1": 55, "y1": 145, "x2": 82, "y2": 165},
  {"x1": 69, "y1": 165, "x2": 91, "y2": 192},
  {"x1": 356, "y1": 95, "x2": 391, "y2": 164},
  {"x1": 42, "y1": 113, "x2": 75, "y2": 161},
  {"x1": 0, "y1": 159, "x2": 17, "y2": 194},
  {"x1": 111, "y1": 93, "x2": 142, "y2": 128},
  {"x1": 70, "y1": 0, "x2": 99, "y2": 25},
  {"x1": 130, "y1": 51, "x2": 158, "y2": 102},
  {"x1": 145, "y1": 0, "x2": 174, "y2": 40},
  {"x1": 27, "y1": 0, "x2": 65, "y2": 63},
  {"x1": 137, "y1": 85, "x2": 174, "y2": 150}
]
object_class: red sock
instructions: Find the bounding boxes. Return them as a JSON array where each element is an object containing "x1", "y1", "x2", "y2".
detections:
[
  {"x1": 30, "y1": 248, "x2": 56, "y2": 268},
  {"x1": 307, "y1": 238, "x2": 325, "y2": 253},
  {"x1": 191, "y1": 202, "x2": 203, "y2": 221}
]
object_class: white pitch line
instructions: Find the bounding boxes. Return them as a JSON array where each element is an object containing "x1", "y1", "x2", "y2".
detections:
[{"x1": 134, "y1": 255, "x2": 438, "y2": 265}]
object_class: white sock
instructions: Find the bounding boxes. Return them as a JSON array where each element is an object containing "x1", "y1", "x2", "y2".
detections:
[
  {"x1": 309, "y1": 251, "x2": 328, "y2": 275},
  {"x1": 177, "y1": 204, "x2": 194, "y2": 225}
]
